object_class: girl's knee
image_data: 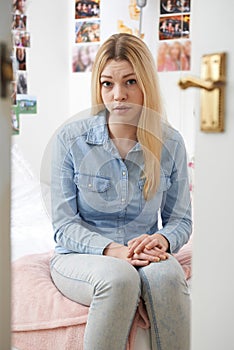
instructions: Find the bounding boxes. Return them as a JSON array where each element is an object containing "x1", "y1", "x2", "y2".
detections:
[
  {"x1": 105, "y1": 258, "x2": 141, "y2": 290},
  {"x1": 95, "y1": 259, "x2": 141, "y2": 304},
  {"x1": 140, "y1": 255, "x2": 186, "y2": 289}
]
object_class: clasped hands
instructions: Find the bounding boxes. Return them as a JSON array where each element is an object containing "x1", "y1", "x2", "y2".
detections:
[
  {"x1": 127, "y1": 233, "x2": 169, "y2": 266},
  {"x1": 104, "y1": 233, "x2": 169, "y2": 267}
]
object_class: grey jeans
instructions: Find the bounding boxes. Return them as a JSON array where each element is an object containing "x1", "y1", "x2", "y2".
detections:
[{"x1": 50, "y1": 254, "x2": 190, "y2": 350}]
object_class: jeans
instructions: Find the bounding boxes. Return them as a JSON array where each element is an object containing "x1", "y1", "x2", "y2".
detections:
[{"x1": 50, "y1": 254, "x2": 190, "y2": 350}]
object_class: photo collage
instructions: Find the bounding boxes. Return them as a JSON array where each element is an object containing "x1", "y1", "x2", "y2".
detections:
[
  {"x1": 157, "y1": 0, "x2": 191, "y2": 72},
  {"x1": 73, "y1": 0, "x2": 101, "y2": 73},
  {"x1": 11, "y1": 0, "x2": 37, "y2": 135}
]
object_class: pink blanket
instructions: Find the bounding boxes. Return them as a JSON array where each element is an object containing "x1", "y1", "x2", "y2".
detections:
[{"x1": 12, "y1": 241, "x2": 192, "y2": 350}]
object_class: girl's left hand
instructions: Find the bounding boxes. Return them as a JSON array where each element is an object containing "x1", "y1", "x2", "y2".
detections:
[{"x1": 127, "y1": 233, "x2": 169, "y2": 261}]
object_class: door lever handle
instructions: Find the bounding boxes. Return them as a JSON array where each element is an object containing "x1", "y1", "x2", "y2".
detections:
[{"x1": 178, "y1": 76, "x2": 225, "y2": 91}]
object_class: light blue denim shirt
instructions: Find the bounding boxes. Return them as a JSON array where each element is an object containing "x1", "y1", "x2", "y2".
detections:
[{"x1": 51, "y1": 112, "x2": 192, "y2": 255}]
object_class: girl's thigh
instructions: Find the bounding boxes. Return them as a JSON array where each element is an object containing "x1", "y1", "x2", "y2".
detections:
[{"x1": 50, "y1": 253, "x2": 141, "y2": 306}]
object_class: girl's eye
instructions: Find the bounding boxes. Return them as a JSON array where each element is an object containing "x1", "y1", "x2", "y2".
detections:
[
  {"x1": 126, "y1": 79, "x2": 137, "y2": 85},
  {"x1": 101, "y1": 81, "x2": 112, "y2": 87}
]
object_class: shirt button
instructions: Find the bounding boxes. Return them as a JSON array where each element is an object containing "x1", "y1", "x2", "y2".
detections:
[
  {"x1": 122, "y1": 171, "x2": 126, "y2": 176},
  {"x1": 121, "y1": 198, "x2": 126, "y2": 203},
  {"x1": 88, "y1": 183, "x2": 92, "y2": 188}
]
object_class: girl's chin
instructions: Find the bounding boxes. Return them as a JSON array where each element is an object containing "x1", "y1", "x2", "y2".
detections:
[
  {"x1": 108, "y1": 113, "x2": 140, "y2": 125},
  {"x1": 109, "y1": 108, "x2": 141, "y2": 119}
]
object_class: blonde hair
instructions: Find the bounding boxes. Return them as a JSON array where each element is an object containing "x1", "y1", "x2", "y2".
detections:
[{"x1": 91, "y1": 33, "x2": 166, "y2": 200}]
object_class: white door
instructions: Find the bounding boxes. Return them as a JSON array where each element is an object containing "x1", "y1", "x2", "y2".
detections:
[
  {"x1": 0, "y1": 1, "x2": 12, "y2": 349},
  {"x1": 187, "y1": 1, "x2": 234, "y2": 349}
]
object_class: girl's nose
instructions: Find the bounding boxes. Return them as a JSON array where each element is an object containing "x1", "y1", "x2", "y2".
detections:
[{"x1": 113, "y1": 85, "x2": 127, "y2": 101}]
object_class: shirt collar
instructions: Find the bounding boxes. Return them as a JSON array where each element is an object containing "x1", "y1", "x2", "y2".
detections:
[
  {"x1": 85, "y1": 110, "x2": 142, "y2": 152},
  {"x1": 86, "y1": 111, "x2": 109, "y2": 145}
]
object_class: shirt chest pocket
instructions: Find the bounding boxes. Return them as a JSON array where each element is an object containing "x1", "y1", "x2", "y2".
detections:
[
  {"x1": 74, "y1": 173, "x2": 118, "y2": 206},
  {"x1": 74, "y1": 173, "x2": 111, "y2": 192}
]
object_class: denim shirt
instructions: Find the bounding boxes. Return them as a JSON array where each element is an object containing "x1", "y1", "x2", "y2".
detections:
[{"x1": 51, "y1": 112, "x2": 192, "y2": 255}]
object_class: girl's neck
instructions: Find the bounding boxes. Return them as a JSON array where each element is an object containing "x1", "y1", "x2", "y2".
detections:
[
  {"x1": 108, "y1": 123, "x2": 137, "y2": 141},
  {"x1": 108, "y1": 124, "x2": 138, "y2": 160}
]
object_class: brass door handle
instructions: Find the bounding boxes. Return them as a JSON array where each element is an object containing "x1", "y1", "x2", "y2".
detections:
[
  {"x1": 0, "y1": 42, "x2": 13, "y2": 98},
  {"x1": 178, "y1": 52, "x2": 226, "y2": 132},
  {"x1": 178, "y1": 76, "x2": 225, "y2": 91}
]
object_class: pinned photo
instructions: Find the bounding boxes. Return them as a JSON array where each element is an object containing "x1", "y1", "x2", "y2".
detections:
[
  {"x1": 75, "y1": 20, "x2": 100, "y2": 43},
  {"x1": 17, "y1": 94, "x2": 37, "y2": 114},
  {"x1": 16, "y1": 71, "x2": 27, "y2": 94},
  {"x1": 15, "y1": 47, "x2": 26, "y2": 71},
  {"x1": 160, "y1": 0, "x2": 191, "y2": 14},
  {"x1": 75, "y1": 1, "x2": 100, "y2": 19},
  {"x1": 12, "y1": 14, "x2": 27, "y2": 31},
  {"x1": 13, "y1": 0, "x2": 27, "y2": 15},
  {"x1": 159, "y1": 15, "x2": 190, "y2": 40},
  {"x1": 20, "y1": 31, "x2": 30, "y2": 47},
  {"x1": 12, "y1": 31, "x2": 30, "y2": 47},
  {"x1": 157, "y1": 40, "x2": 191, "y2": 72},
  {"x1": 11, "y1": 81, "x2": 17, "y2": 106},
  {"x1": 11, "y1": 106, "x2": 20, "y2": 135},
  {"x1": 72, "y1": 44, "x2": 99, "y2": 72}
]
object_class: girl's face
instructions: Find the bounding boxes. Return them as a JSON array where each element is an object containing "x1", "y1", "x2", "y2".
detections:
[{"x1": 100, "y1": 59, "x2": 143, "y2": 125}]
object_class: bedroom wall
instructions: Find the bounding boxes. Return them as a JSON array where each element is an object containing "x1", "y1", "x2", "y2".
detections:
[
  {"x1": 12, "y1": 0, "x2": 195, "y2": 183},
  {"x1": 11, "y1": 0, "x2": 70, "y2": 182}
]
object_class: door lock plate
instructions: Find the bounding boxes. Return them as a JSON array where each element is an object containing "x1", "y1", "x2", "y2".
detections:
[{"x1": 200, "y1": 52, "x2": 226, "y2": 132}]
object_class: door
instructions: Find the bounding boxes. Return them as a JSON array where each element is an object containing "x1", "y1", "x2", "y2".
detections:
[
  {"x1": 0, "y1": 0, "x2": 12, "y2": 349},
  {"x1": 188, "y1": 1, "x2": 234, "y2": 349}
]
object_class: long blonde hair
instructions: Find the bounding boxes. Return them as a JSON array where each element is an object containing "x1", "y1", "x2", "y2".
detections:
[{"x1": 91, "y1": 33, "x2": 166, "y2": 200}]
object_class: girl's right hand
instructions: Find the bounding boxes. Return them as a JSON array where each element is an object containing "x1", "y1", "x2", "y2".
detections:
[{"x1": 104, "y1": 242, "x2": 161, "y2": 267}]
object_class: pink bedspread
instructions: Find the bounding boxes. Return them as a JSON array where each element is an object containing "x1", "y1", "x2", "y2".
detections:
[{"x1": 12, "y1": 241, "x2": 192, "y2": 350}]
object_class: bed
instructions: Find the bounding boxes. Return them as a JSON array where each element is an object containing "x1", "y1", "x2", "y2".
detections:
[{"x1": 11, "y1": 143, "x2": 193, "y2": 350}]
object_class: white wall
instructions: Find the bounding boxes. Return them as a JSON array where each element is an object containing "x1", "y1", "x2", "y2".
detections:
[
  {"x1": 12, "y1": 0, "x2": 70, "y2": 181},
  {"x1": 13, "y1": 0, "x2": 195, "y2": 183}
]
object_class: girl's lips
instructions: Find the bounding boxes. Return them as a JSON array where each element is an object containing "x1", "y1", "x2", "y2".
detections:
[{"x1": 113, "y1": 105, "x2": 131, "y2": 111}]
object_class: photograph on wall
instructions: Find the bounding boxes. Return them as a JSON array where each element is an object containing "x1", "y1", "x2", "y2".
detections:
[
  {"x1": 12, "y1": 31, "x2": 30, "y2": 47},
  {"x1": 11, "y1": 81, "x2": 17, "y2": 106},
  {"x1": 17, "y1": 94, "x2": 37, "y2": 114},
  {"x1": 72, "y1": 44, "x2": 99, "y2": 72},
  {"x1": 15, "y1": 47, "x2": 26, "y2": 70},
  {"x1": 12, "y1": 14, "x2": 27, "y2": 31},
  {"x1": 16, "y1": 71, "x2": 27, "y2": 94},
  {"x1": 75, "y1": 0, "x2": 100, "y2": 20},
  {"x1": 11, "y1": 105, "x2": 20, "y2": 135},
  {"x1": 75, "y1": 20, "x2": 100, "y2": 43},
  {"x1": 157, "y1": 40, "x2": 191, "y2": 72},
  {"x1": 160, "y1": 0, "x2": 191, "y2": 15},
  {"x1": 13, "y1": 0, "x2": 27, "y2": 15},
  {"x1": 20, "y1": 31, "x2": 30, "y2": 47},
  {"x1": 159, "y1": 14, "x2": 190, "y2": 40},
  {"x1": 12, "y1": 31, "x2": 21, "y2": 47}
]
